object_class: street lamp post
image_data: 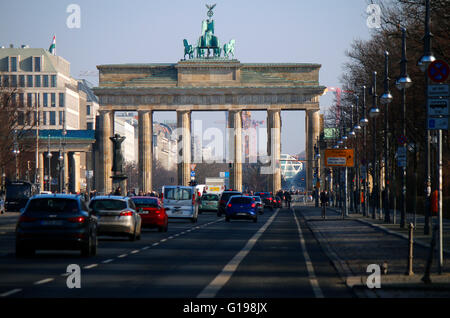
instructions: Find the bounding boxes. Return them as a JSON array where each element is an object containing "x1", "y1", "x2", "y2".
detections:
[
  {"x1": 417, "y1": 0, "x2": 435, "y2": 236},
  {"x1": 354, "y1": 93, "x2": 362, "y2": 215},
  {"x1": 13, "y1": 131, "x2": 20, "y2": 181},
  {"x1": 360, "y1": 86, "x2": 369, "y2": 217},
  {"x1": 380, "y1": 50, "x2": 393, "y2": 224},
  {"x1": 396, "y1": 27, "x2": 413, "y2": 229},
  {"x1": 369, "y1": 72, "x2": 381, "y2": 219},
  {"x1": 47, "y1": 134, "x2": 52, "y2": 192}
]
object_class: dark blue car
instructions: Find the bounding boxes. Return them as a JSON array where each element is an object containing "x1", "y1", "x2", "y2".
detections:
[{"x1": 225, "y1": 196, "x2": 257, "y2": 223}]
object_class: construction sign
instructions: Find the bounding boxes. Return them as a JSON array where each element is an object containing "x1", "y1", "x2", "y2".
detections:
[{"x1": 325, "y1": 149, "x2": 354, "y2": 167}]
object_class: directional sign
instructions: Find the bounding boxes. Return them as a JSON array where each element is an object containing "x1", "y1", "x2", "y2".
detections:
[
  {"x1": 428, "y1": 98, "x2": 449, "y2": 116},
  {"x1": 398, "y1": 135, "x2": 407, "y2": 145},
  {"x1": 428, "y1": 117, "x2": 449, "y2": 130},
  {"x1": 428, "y1": 84, "x2": 449, "y2": 97},
  {"x1": 325, "y1": 149, "x2": 354, "y2": 167},
  {"x1": 428, "y1": 60, "x2": 450, "y2": 83},
  {"x1": 397, "y1": 147, "x2": 407, "y2": 167}
]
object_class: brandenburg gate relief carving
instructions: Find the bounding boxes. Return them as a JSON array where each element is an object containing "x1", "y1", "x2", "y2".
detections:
[{"x1": 93, "y1": 5, "x2": 325, "y2": 194}]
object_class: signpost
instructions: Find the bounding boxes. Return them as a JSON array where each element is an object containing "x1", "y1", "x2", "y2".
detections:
[{"x1": 324, "y1": 149, "x2": 354, "y2": 167}]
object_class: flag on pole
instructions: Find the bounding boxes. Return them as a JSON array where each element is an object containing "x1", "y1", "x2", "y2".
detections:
[{"x1": 48, "y1": 36, "x2": 56, "y2": 55}]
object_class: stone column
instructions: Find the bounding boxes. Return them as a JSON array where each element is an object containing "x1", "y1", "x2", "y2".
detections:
[
  {"x1": 306, "y1": 109, "x2": 320, "y2": 191},
  {"x1": 177, "y1": 110, "x2": 191, "y2": 186},
  {"x1": 95, "y1": 110, "x2": 113, "y2": 194},
  {"x1": 63, "y1": 152, "x2": 69, "y2": 193},
  {"x1": 267, "y1": 109, "x2": 281, "y2": 194},
  {"x1": 73, "y1": 152, "x2": 81, "y2": 193},
  {"x1": 227, "y1": 110, "x2": 243, "y2": 191},
  {"x1": 138, "y1": 110, "x2": 153, "y2": 193}
]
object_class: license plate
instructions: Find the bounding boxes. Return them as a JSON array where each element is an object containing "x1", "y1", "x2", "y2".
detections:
[
  {"x1": 139, "y1": 211, "x2": 149, "y2": 214},
  {"x1": 237, "y1": 213, "x2": 248, "y2": 216},
  {"x1": 173, "y1": 210, "x2": 182, "y2": 214},
  {"x1": 41, "y1": 220, "x2": 63, "y2": 226}
]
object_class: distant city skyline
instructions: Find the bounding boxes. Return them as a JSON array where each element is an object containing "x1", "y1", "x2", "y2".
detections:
[{"x1": 0, "y1": 0, "x2": 372, "y2": 154}]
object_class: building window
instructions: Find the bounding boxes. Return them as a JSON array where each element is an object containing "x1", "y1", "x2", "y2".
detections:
[
  {"x1": 59, "y1": 111, "x2": 65, "y2": 125},
  {"x1": 43, "y1": 93, "x2": 48, "y2": 107},
  {"x1": 27, "y1": 75, "x2": 33, "y2": 87},
  {"x1": 35, "y1": 75, "x2": 41, "y2": 87},
  {"x1": 33, "y1": 57, "x2": 41, "y2": 72},
  {"x1": 43, "y1": 111, "x2": 47, "y2": 125},
  {"x1": 10, "y1": 57, "x2": 17, "y2": 72},
  {"x1": 3, "y1": 76, "x2": 9, "y2": 87},
  {"x1": 51, "y1": 75, "x2": 57, "y2": 87},
  {"x1": 49, "y1": 111, "x2": 56, "y2": 125},
  {"x1": 10, "y1": 75, "x2": 17, "y2": 87},
  {"x1": 18, "y1": 111, "x2": 24, "y2": 126},
  {"x1": 86, "y1": 105, "x2": 91, "y2": 115},
  {"x1": 27, "y1": 93, "x2": 33, "y2": 107},
  {"x1": 19, "y1": 93, "x2": 24, "y2": 106},
  {"x1": 51, "y1": 93, "x2": 56, "y2": 107},
  {"x1": 19, "y1": 75, "x2": 25, "y2": 87},
  {"x1": 87, "y1": 122, "x2": 93, "y2": 130},
  {"x1": 59, "y1": 93, "x2": 64, "y2": 107},
  {"x1": 43, "y1": 75, "x2": 49, "y2": 87}
]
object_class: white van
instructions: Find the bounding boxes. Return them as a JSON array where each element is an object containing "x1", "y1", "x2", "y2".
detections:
[{"x1": 162, "y1": 185, "x2": 199, "y2": 223}]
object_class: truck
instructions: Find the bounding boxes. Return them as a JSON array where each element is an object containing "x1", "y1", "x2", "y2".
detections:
[
  {"x1": 5, "y1": 180, "x2": 38, "y2": 212},
  {"x1": 204, "y1": 177, "x2": 226, "y2": 195}
]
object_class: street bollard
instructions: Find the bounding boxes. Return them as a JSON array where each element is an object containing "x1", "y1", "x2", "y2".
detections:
[
  {"x1": 405, "y1": 223, "x2": 414, "y2": 276},
  {"x1": 422, "y1": 225, "x2": 437, "y2": 284}
]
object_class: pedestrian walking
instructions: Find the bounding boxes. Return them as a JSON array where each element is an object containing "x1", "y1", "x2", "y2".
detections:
[{"x1": 320, "y1": 190, "x2": 329, "y2": 219}]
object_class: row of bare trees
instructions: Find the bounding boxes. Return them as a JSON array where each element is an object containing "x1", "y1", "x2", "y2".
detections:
[{"x1": 325, "y1": 0, "x2": 449, "y2": 215}]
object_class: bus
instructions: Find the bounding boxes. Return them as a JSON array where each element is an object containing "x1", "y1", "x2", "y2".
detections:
[{"x1": 5, "y1": 180, "x2": 37, "y2": 212}]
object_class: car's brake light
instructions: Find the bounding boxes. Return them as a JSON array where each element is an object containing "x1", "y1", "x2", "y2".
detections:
[
  {"x1": 68, "y1": 216, "x2": 86, "y2": 223},
  {"x1": 120, "y1": 211, "x2": 133, "y2": 216},
  {"x1": 251, "y1": 203, "x2": 256, "y2": 208},
  {"x1": 192, "y1": 194, "x2": 195, "y2": 205},
  {"x1": 268, "y1": 198, "x2": 272, "y2": 201},
  {"x1": 227, "y1": 203, "x2": 232, "y2": 208},
  {"x1": 19, "y1": 215, "x2": 37, "y2": 222}
]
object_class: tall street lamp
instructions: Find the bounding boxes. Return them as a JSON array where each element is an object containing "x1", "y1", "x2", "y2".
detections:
[
  {"x1": 396, "y1": 27, "x2": 413, "y2": 229},
  {"x1": 369, "y1": 72, "x2": 381, "y2": 219},
  {"x1": 380, "y1": 51, "x2": 393, "y2": 223},
  {"x1": 13, "y1": 131, "x2": 20, "y2": 181},
  {"x1": 417, "y1": 0, "x2": 435, "y2": 236},
  {"x1": 360, "y1": 86, "x2": 369, "y2": 217}
]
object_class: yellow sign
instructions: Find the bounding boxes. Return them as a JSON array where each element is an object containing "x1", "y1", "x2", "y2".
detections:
[{"x1": 325, "y1": 149, "x2": 354, "y2": 167}]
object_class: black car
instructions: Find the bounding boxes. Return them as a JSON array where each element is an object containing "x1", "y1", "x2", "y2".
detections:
[
  {"x1": 15, "y1": 194, "x2": 98, "y2": 257},
  {"x1": 274, "y1": 196, "x2": 283, "y2": 208},
  {"x1": 254, "y1": 192, "x2": 275, "y2": 209},
  {"x1": 217, "y1": 190, "x2": 242, "y2": 216}
]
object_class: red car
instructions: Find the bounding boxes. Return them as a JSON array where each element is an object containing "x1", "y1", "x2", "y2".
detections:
[{"x1": 131, "y1": 196, "x2": 168, "y2": 232}]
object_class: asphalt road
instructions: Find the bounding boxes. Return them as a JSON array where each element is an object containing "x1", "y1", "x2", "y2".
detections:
[{"x1": 0, "y1": 206, "x2": 353, "y2": 299}]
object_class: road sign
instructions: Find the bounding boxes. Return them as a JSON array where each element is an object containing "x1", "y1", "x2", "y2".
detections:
[
  {"x1": 428, "y1": 117, "x2": 449, "y2": 130},
  {"x1": 397, "y1": 147, "x2": 407, "y2": 167},
  {"x1": 398, "y1": 135, "x2": 407, "y2": 145},
  {"x1": 324, "y1": 149, "x2": 354, "y2": 167},
  {"x1": 428, "y1": 84, "x2": 449, "y2": 97},
  {"x1": 428, "y1": 60, "x2": 450, "y2": 83},
  {"x1": 190, "y1": 170, "x2": 195, "y2": 177},
  {"x1": 428, "y1": 98, "x2": 449, "y2": 116},
  {"x1": 190, "y1": 164, "x2": 196, "y2": 171}
]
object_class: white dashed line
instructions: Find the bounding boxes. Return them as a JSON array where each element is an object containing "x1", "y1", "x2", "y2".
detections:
[
  {"x1": 0, "y1": 288, "x2": 22, "y2": 297},
  {"x1": 160, "y1": 238, "x2": 167, "y2": 243},
  {"x1": 141, "y1": 246, "x2": 150, "y2": 250},
  {"x1": 152, "y1": 242, "x2": 159, "y2": 246},
  {"x1": 34, "y1": 278, "x2": 54, "y2": 285},
  {"x1": 130, "y1": 250, "x2": 139, "y2": 254},
  {"x1": 118, "y1": 254, "x2": 128, "y2": 258},
  {"x1": 101, "y1": 259, "x2": 114, "y2": 264},
  {"x1": 83, "y1": 264, "x2": 98, "y2": 269}
]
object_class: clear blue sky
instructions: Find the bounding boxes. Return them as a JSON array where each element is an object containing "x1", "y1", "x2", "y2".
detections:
[{"x1": 0, "y1": 0, "x2": 372, "y2": 155}]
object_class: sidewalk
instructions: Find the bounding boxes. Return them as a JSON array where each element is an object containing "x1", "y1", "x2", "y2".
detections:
[{"x1": 294, "y1": 203, "x2": 450, "y2": 298}]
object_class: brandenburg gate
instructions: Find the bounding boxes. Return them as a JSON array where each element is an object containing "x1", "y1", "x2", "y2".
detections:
[{"x1": 93, "y1": 5, "x2": 325, "y2": 194}]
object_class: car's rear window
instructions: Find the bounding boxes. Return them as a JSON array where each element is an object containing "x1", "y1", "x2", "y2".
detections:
[
  {"x1": 132, "y1": 198, "x2": 159, "y2": 208},
  {"x1": 202, "y1": 194, "x2": 219, "y2": 201},
  {"x1": 90, "y1": 199, "x2": 127, "y2": 211},
  {"x1": 221, "y1": 192, "x2": 242, "y2": 201},
  {"x1": 256, "y1": 193, "x2": 269, "y2": 199},
  {"x1": 229, "y1": 197, "x2": 252, "y2": 204},
  {"x1": 26, "y1": 198, "x2": 79, "y2": 214},
  {"x1": 164, "y1": 188, "x2": 192, "y2": 200}
]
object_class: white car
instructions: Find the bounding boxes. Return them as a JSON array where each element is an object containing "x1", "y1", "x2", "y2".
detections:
[{"x1": 162, "y1": 185, "x2": 199, "y2": 223}]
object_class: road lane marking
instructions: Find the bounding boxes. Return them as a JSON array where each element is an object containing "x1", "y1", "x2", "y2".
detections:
[
  {"x1": 152, "y1": 242, "x2": 159, "y2": 246},
  {"x1": 0, "y1": 288, "x2": 22, "y2": 297},
  {"x1": 292, "y1": 209, "x2": 324, "y2": 298},
  {"x1": 118, "y1": 254, "x2": 128, "y2": 258},
  {"x1": 130, "y1": 250, "x2": 139, "y2": 254},
  {"x1": 83, "y1": 264, "x2": 98, "y2": 269},
  {"x1": 101, "y1": 259, "x2": 114, "y2": 264},
  {"x1": 34, "y1": 278, "x2": 54, "y2": 285},
  {"x1": 142, "y1": 246, "x2": 150, "y2": 250},
  {"x1": 198, "y1": 209, "x2": 280, "y2": 298},
  {"x1": 160, "y1": 238, "x2": 167, "y2": 243}
]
